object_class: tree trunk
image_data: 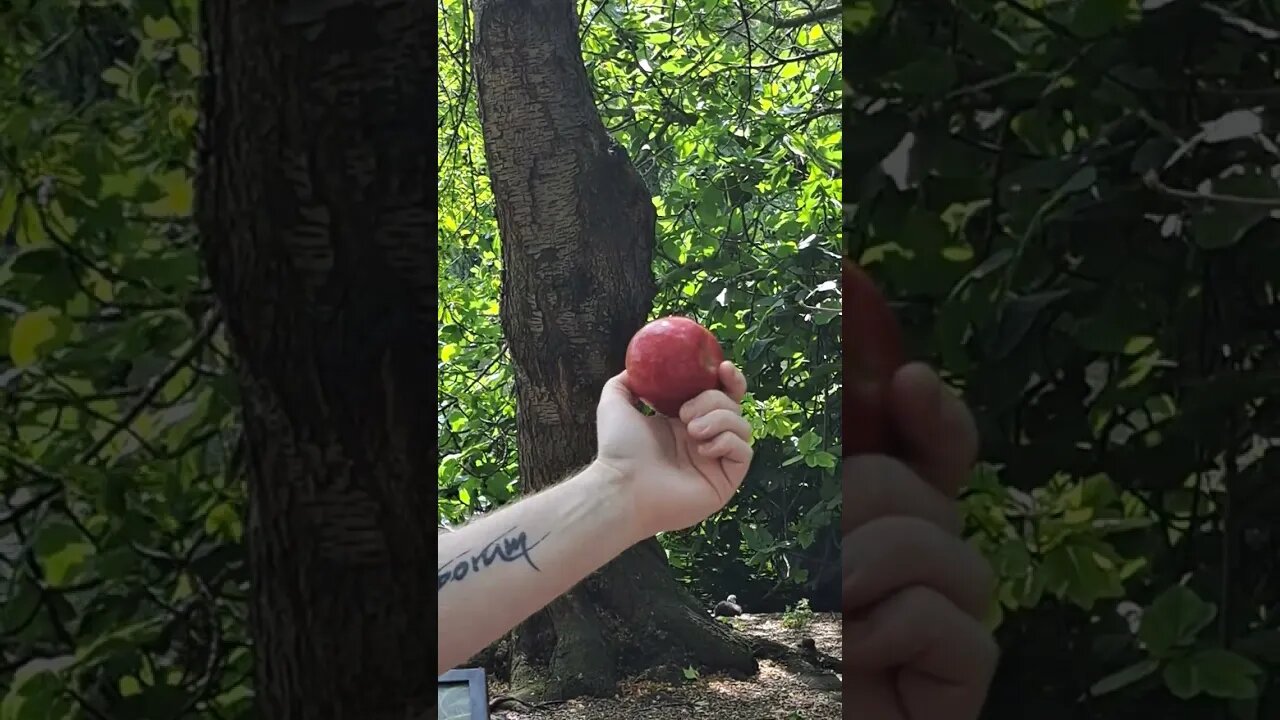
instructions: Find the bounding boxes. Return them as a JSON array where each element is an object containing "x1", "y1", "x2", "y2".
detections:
[
  {"x1": 196, "y1": 3, "x2": 435, "y2": 718},
  {"x1": 473, "y1": 0, "x2": 757, "y2": 700}
]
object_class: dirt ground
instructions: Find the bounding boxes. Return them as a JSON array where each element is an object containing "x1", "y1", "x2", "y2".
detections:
[{"x1": 485, "y1": 612, "x2": 841, "y2": 720}]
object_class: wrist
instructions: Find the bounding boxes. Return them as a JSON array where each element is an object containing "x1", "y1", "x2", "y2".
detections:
[{"x1": 579, "y1": 459, "x2": 650, "y2": 543}]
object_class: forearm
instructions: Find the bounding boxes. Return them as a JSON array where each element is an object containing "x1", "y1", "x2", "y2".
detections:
[{"x1": 437, "y1": 461, "x2": 645, "y2": 675}]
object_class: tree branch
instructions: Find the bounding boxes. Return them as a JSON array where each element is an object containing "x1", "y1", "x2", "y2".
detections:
[
  {"x1": 79, "y1": 312, "x2": 222, "y2": 463},
  {"x1": 767, "y1": 4, "x2": 839, "y2": 28},
  {"x1": 1143, "y1": 171, "x2": 1280, "y2": 208}
]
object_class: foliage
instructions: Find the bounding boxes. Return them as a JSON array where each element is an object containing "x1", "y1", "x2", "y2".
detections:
[
  {"x1": 0, "y1": 0, "x2": 839, "y2": 718},
  {"x1": 781, "y1": 598, "x2": 815, "y2": 630},
  {"x1": 439, "y1": 0, "x2": 842, "y2": 607},
  {"x1": 1, "y1": 1, "x2": 246, "y2": 717},
  {"x1": 846, "y1": 0, "x2": 1280, "y2": 717}
]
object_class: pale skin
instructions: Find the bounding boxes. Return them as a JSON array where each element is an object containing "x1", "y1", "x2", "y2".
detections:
[
  {"x1": 437, "y1": 361, "x2": 753, "y2": 676},
  {"x1": 843, "y1": 362, "x2": 999, "y2": 720}
]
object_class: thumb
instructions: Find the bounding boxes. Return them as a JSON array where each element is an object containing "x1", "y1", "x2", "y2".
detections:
[
  {"x1": 718, "y1": 361, "x2": 748, "y2": 402},
  {"x1": 600, "y1": 371, "x2": 639, "y2": 410},
  {"x1": 888, "y1": 363, "x2": 979, "y2": 498}
]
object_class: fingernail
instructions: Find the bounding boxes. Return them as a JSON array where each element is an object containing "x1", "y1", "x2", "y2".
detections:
[{"x1": 689, "y1": 419, "x2": 707, "y2": 434}]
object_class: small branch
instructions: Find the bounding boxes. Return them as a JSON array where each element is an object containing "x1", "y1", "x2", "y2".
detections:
[
  {"x1": 172, "y1": 575, "x2": 227, "y2": 719},
  {"x1": 788, "y1": 105, "x2": 840, "y2": 130},
  {"x1": 79, "y1": 312, "x2": 222, "y2": 463},
  {"x1": 743, "y1": 46, "x2": 839, "y2": 71},
  {"x1": 1220, "y1": 415, "x2": 1241, "y2": 648},
  {"x1": 1143, "y1": 171, "x2": 1280, "y2": 208},
  {"x1": 767, "y1": 4, "x2": 839, "y2": 28},
  {"x1": 65, "y1": 688, "x2": 111, "y2": 720},
  {"x1": 3, "y1": 453, "x2": 63, "y2": 485},
  {"x1": 0, "y1": 486, "x2": 60, "y2": 524}
]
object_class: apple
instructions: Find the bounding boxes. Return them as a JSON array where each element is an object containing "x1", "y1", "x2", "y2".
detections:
[
  {"x1": 843, "y1": 258, "x2": 906, "y2": 457},
  {"x1": 625, "y1": 316, "x2": 725, "y2": 417}
]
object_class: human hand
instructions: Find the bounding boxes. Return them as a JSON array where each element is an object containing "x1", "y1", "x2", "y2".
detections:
[
  {"x1": 595, "y1": 361, "x2": 753, "y2": 536},
  {"x1": 843, "y1": 363, "x2": 998, "y2": 720}
]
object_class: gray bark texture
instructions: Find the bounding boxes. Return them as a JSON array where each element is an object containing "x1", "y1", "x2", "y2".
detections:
[{"x1": 196, "y1": 2, "x2": 435, "y2": 718}]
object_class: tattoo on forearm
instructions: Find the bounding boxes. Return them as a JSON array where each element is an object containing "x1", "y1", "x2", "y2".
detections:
[{"x1": 437, "y1": 525, "x2": 550, "y2": 592}]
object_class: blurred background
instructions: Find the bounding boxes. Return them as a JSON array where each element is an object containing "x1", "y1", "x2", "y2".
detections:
[{"x1": 846, "y1": 1, "x2": 1280, "y2": 718}]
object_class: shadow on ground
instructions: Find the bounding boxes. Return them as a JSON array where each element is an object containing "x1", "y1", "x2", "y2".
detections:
[{"x1": 488, "y1": 612, "x2": 841, "y2": 720}]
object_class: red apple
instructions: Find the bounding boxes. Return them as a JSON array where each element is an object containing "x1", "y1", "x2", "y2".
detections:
[
  {"x1": 625, "y1": 316, "x2": 725, "y2": 417},
  {"x1": 843, "y1": 258, "x2": 906, "y2": 457}
]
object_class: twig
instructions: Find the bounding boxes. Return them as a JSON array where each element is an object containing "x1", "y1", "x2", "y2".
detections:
[
  {"x1": 1143, "y1": 171, "x2": 1280, "y2": 208},
  {"x1": 742, "y1": 46, "x2": 838, "y2": 71},
  {"x1": 79, "y1": 312, "x2": 222, "y2": 463},
  {"x1": 0, "y1": 486, "x2": 60, "y2": 524},
  {"x1": 767, "y1": 4, "x2": 839, "y2": 28},
  {"x1": 2, "y1": 453, "x2": 63, "y2": 485},
  {"x1": 172, "y1": 574, "x2": 226, "y2": 719}
]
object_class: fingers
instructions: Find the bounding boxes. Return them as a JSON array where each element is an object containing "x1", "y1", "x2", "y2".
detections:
[
  {"x1": 845, "y1": 585, "x2": 999, "y2": 720},
  {"x1": 679, "y1": 385, "x2": 741, "y2": 426},
  {"x1": 684, "y1": 391, "x2": 753, "y2": 474},
  {"x1": 888, "y1": 363, "x2": 979, "y2": 498},
  {"x1": 842, "y1": 367, "x2": 996, "y2": 719},
  {"x1": 843, "y1": 515, "x2": 994, "y2": 619},
  {"x1": 687, "y1": 408, "x2": 751, "y2": 444},
  {"x1": 717, "y1": 361, "x2": 748, "y2": 402},
  {"x1": 842, "y1": 454, "x2": 961, "y2": 536},
  {"x1": 696, "y1": 430, "x2": 753, "y2": 468},
  {"x1": 842, "y1": 673, "x2": 905, "y2": 720}
]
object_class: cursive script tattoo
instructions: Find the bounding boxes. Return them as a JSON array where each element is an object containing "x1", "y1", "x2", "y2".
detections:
[{"x1": 437, "y1": 525, "x2": 550, "y2": 592}]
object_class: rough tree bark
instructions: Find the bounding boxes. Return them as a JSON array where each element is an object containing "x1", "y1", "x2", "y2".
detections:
[
  {"x1": 195, "y1": 2, "x2": 434, "y2": 718},
  {"x1": 473, "y1": 0, "x2": 758, "y2": 701}
]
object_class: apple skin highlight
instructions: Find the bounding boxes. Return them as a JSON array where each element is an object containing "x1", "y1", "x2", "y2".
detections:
[{"x1": 625, "y1": 317, "x2": 725, "y2": 417}]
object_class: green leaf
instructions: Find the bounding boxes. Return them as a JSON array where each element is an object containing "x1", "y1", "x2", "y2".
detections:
[
  {"x1": 991, "y1": 540, "x2": 1032, "y2": 579},
  {"x1": 101, "y1": 66, "x2": 131, "y2": 89},
  {"x1": 797, "y1": 431, "x2": 820, "y2": 453},
  {"x1": 1189, "y1": 172, "x2": 1279, "y2": 249},
  {"x1": 142, "y1": 169, "x2": 193, "y2": 217},
  {"x1": 1039, "y1": 542, "x2": 1124, "y2": 609},
  {"x1": 1060, "y1": 166, "x2": 1099, "y2": 194},
  {"x1": 1189, "y1": 648, "x2": 1263, "y2": 700},
  {"x1": 1138, "y1": 585, "x2": 1216, "y2": 656},
  {"x1": 178, "y1": 43, "x2": 202, "y2": 74},
  {"x1": 982, "y1": 289, "x2": 1070, "y2": 360},
  {"x1": 33, "y1": 521, "x2": 95, "y2": 588},
  {"x1": 9, "y1": 309, "x2": 66, "y2": 367},
  {"x1": 1071, "y1": 0, "x2": 1140, "y2": 37},
  {"x1": 1162, "y1": 648, "x2": 1259, "y2": 696},
  {"x1": 0, "y1": 660, "x2": 76, "y2": 720},
  {"x1": 1090, "y1": 659, "x2": 1159, "y2": 697},
  {"x1": 205, "y1": 503, "x2": 243, "y2": 541},
  {"x1": 0, "y1": 580, "x2": 42, "y2": 636},
  {"x1": 887, "y1": 49, "x2": 956, "y2": 97},
  {"x1": 8, "y1": 247, "x2": 63, "y2": 276},
  {"x1": 75, "y1": 618, "x2": 163, "y2": 669},
  {"x1": 1163, "y1": 656, "x2": 1201, "y2": 699},
  {"x1": 142, "y1": 15, "x2": 183, "y2": 40},
  {"x1": 805, "y1": 450, "x2": 837, "y2": 468},
  {"x1": 844, "y1": 2, "x2": 880, "y2": 33}
]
